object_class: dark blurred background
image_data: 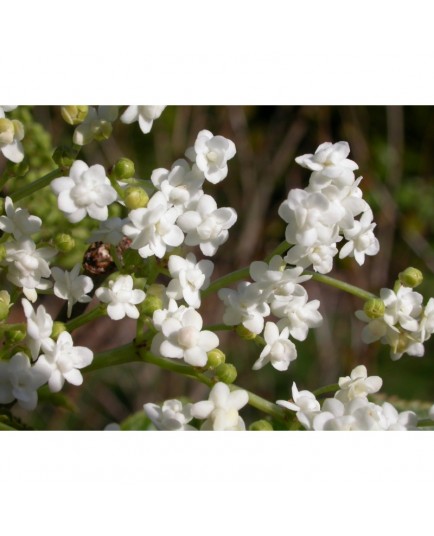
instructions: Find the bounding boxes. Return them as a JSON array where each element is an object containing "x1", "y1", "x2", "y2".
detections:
[{"x1": 3, "y1": 105, "x2": 434, "y2": 429}]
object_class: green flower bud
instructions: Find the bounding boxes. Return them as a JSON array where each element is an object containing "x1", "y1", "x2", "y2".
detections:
[
  {"x1": 0, "y1": 117, "x2": 14, "y2": 145},
  {"x1": 236, "y1": 325, "x2": 257, "y2": 340},
  {"x1": 54, "y1": 233, "x2": 76, "y2": 253},
  {"x1": 111, "y1": 158, "x2": 135, "y2": 180},
  {"x1": 0, "y1": 290, "x2": 11, "y2": 321},
  {"x1": 363, "y1": 298, "x2": 385, "y2": 319},
  {"x1": 398, "y1": 267, "x2": 423, "y2": 288},
  {"x1": 51, "y1": 321, "x2": 67, "y2": 340},
  {"x1": 215, "y1": 363, "x2": 237, "y2": 384},
  {"x1": 124, "y1": 186, "x2": 149, "y2": 210},
  {"x1": 61, "y1": 105, "x2": 89, "y2": 125},
  {"x1": 5, "y1": 328, "x2": 26, "y2": 344},
  {"x1": 249, "y1": 420, "x2": 273, "y2": 431},
  {"x1": 206, "y1": 348, "x2": 226, "y2": 368},
  {"x1": 140, "y1": 293, "x2": 164, "y2": 316},
  {"x1": 52, "y1": 145, "x2": 78, "y2": 170},
  {"x1": 93, "y1": 121, "x2": 113, "y2": 142}
]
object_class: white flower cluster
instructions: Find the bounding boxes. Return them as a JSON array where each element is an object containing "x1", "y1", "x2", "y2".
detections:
[
  {"x1": 356, "y1": 286, "x2": 434, "y2": 360},
  {"x1": 277, "y1": 365, "x2": 418, "y2": 431},
  {"x1": 280, "y1": 141, "x2": 379, "y2": 274},
  {"x1": 0, "y1": 298, "x2": 94, "y2": 410},
  {"x1": 144, "y1": 382, "x2": 249, "y2": 431},
  {"x1": 218, "y1": 255, "x2": 323, "y2": 371},
  {"x1": 122, "y1": 130, "x2": 237, "y2": 259}
]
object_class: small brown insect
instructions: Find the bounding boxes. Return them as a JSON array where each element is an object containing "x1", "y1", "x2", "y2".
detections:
[{"x1": 82, "y1": 237, "x2": 132, "y2": 276}]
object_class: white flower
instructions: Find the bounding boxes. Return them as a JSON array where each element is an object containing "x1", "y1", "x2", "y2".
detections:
[
  {"x1": 253, "y1": 322, "x2": 297, "y2": 371},
  {"x1": 277, "y1": 382, "x2": 320, "y2": 430},
  {"x1": 52, "y1": 264, "x2": 94, "y2": 318},
  {"x1": 22, "y1": 298, "x2": 55, "y2": 360},
  {"x1": 122, "y1": 191, "x2": 184, "y2": 258},
  {"x1": 186, "y1": 129, "x2": 236, "y2": 184},
  {"x1": 4, "y1": 239, "x2": 56, "y2": 301},
  {"x1": 0, "y1": 196, "x2": 41, "y2": 239},
  {"x1": 279, "y1": 189, "x2": 343, "y2": 248},
  {"x1": 419, "y1": 298, "x2": 434, "y2": 342},
  {"x1": 0, "y1": 108, "x2": 25, "y2": 163},
  {"x1": 295, "y1": 141, "x2": 358, "y2": 188},
  {"x1": 51, "y1": 160, "x2": 118, "y2": 223},
  {"x1": 284, "y1": 242, "x2": 339, "y2": 274},
  {"x1": 144, "y1": 399, "x2": 196, "y2": 431},
  {"x1": 89, "y1": 217, "x2": 126, "y2": 245},
  {"x1": 34, "y1": 331, "x2": 93, "y2": 392},
  {"x1": 0, "y1": 353, "x2": 49, "y2": 410},
  {"x1": 339, "y1": 209, "x2": 379, "y2": 265},
  {"x1": 151, "y1": 306, "x2": 219, "y2": 367},
  {"x1": 218, "y1": 281, "x2": 269, "y2": 335},
  {"x1": 273, "y1": 289, "x2": 322, "y2": 341},
  {"x1": 177, "y1": 194, "x2": 237, "y2": 256},
  {"x1": 95, "y1": 274, "x2": 145, "y2": 320},
  {"x1": 191, "y1": 382, "x2": 248, "y2": 431},
  {"x1": 73, "y1": 106, "x2": 119, "y2": 145},
  {"x1": 151, "y1": 159, "x2": 205, "y2": 211},
  {"x1": 166, "y1": 252, "x2": 214, "y2": 308},
  {"x1": 335, "y1": 365, "x2": 382, "y2": 403},
  {"x1": 120, "y1": 105, "x2": 166, "y2": 134},
  {"x1": 382, "y1": 286, "x2": 423, "y2": 331}
]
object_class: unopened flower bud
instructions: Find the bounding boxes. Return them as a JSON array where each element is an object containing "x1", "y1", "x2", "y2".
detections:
[
  {"x1": 398, "y1": 267, "x2": 423, "y2": 288},
  {"x1": 0, "y1": 291, "x2": 11, "y2": 322},
  {"x1": 112, "y1": 158, "x2": 135, "y2": 180},
  {"x1": 124, "y1": 186, "x2": 149, "y2": 210},
  {"x1": 5, "y1": 328, "x2": 26, "y2": 344},
  {"x1": 215, "y1": 363, "x2": 237, "y2": 384},
  {"x1": 236, "y1": 325, "x2": 257, "y2": 340},
  {"x1": 61, "y1": 105, "x2": 89, "y2": 125},
  {"x1": 363, "y1": 298, "x2": 385, "y2": 319},
  {"x1": 206, "y1": 348, "x2": 226, "y2": 368},
  {"x1": 51, "y1": 321, "x2": 67, "y2": 340},
  {"x1": 94, "y1": 121, "x2": 113, "y2": 142},
  {"x1": 0, "y1": 118, "x2": 14, "y2": 145},
  {"x1": 54, "y1": 233, "x2": 76, "y2": 253},
  {"x1": 249, "y1": 420, "x2": 273, "y2": 431},
  {"x1": 52, "y1": 145, "x2": 78, "y2": 169},
  {"x1": 139, "y1": 289, "x2": 163, "y2": 316}
]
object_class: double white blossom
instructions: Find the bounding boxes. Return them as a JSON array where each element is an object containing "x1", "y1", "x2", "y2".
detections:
[
  {"x1": 191, "y1": 382, "x2": 248, "y2": 431},
  {"x1": 166, "y1": 253, "x2": 214, "y2": 308},
  {"x1": 144, "y1": 399, "x2": 196, "y2": 431},
  {"x1": 51, "y1": 160, "x2": 118, "y2": 223},
  {"x1": 52, "y1": 264, "x2": 94, "y2": 318},
  {"x1": 253, "y1": 322, "x2": 297, "y2": 371},
  {"x1": 122, "y1": 191, "x2": 184, "y2": 258},
  {"x1": 151, "y1": 301, "x2": 219, "y2": 367},
  {"x1": 34, "y1": 331, "x2": 93, "y2": 393},
  {"x1": 185, "y1": 129, "x2": 236, "y2": 184},
  {"x1": 4, "y1": 239, "x2": 56, "y2": 302},
  {"x1": 335, "y1": 365, "x2": 382, "y2": 403},
  {"x1": 0, "y1": 197, "x2": 41, "y2": 239},
  {"x1": 96, "y1": 275, "x2": 146, "y2": 320},
  {"x1": 177, "y1": 194, "x2": 237, "y2": 256},
  {"x1": 120, "y1": 105, "x2": 166, "y2": 134},
  {"x1": 22, "y1": 298, "x2": 55, "y2": 360},
  {"x1": 0, "y1": 353, "x2": 49, "y2": 410}
]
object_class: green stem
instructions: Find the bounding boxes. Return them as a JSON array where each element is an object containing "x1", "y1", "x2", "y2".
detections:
[
  {"x1": 10, "y1": 168, "x2": 62, "y2": 202},
  {"x1": 202, "y1": 266, "x2": 250, "y2": 297},
  {"x1": 313, "y1": 383, "x2": 340, "y2": 397},
  {"x1": 84, "y1": 343, "x2": 289, "y2": 424},
  {"x1": 108, "y1": 173, "x2": 126, "y2": 200},
  {"x1": 305, "y1": 271, "x2": 378, "y2": 301},
  {"x1": 65, "y1": 305, "x2": 106, "y2": 332}
]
